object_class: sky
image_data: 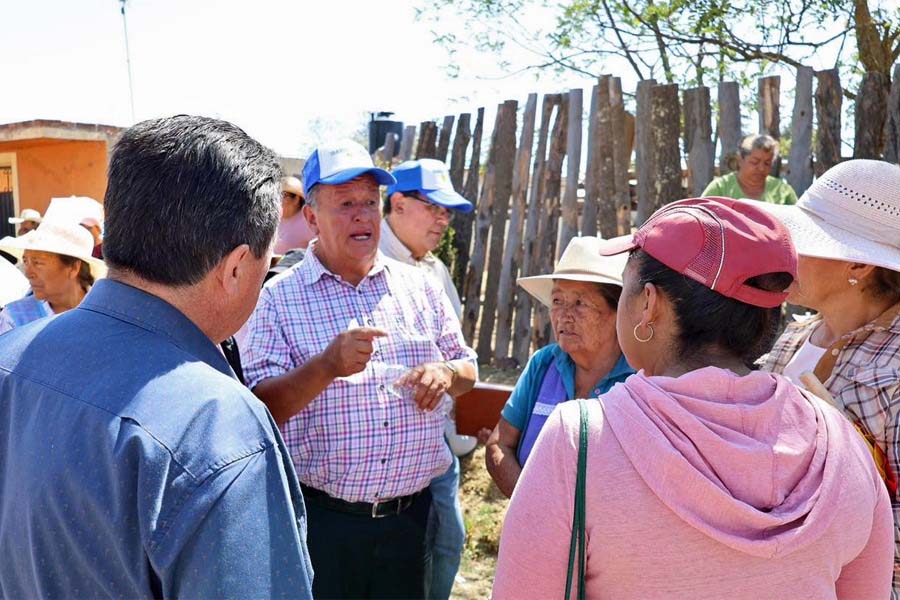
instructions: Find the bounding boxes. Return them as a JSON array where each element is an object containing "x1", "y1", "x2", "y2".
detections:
[{"x1": 1, "y1": 0, "x2": 590, "y2": 158}]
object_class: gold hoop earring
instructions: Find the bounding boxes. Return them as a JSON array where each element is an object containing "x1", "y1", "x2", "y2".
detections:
[{"x1": 633, "y1": 322, "x2": 654, "y2": 343}]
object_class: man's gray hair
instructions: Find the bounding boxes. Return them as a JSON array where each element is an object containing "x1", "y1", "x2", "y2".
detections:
[
  {"x1": 305, "y1": 185, "x2": 318, "y2": 209},
  {"x1": 739, "y1": 134, "x2": 780, "y2": 160}
]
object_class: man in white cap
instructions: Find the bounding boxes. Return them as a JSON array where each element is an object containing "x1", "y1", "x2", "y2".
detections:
[
  {"x1": 242, "y1": 140, "x2": 478, "y2": 599},
  {"x1": 381, "y1": 158, "x2": 474, "y2": 599},
  {"x1": 8, "y1": 208, "x2": 42, "y2": 237}
]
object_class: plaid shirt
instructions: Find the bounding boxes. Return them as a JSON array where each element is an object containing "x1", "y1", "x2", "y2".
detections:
[
  {"x1": 242, "y1": 246, "x2": 477, "y2": 503},
  {"x1": 763, "y1": 301, "x2": 900, "y2": 592}
]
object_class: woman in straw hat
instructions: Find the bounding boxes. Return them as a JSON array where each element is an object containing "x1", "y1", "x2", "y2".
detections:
[
  {"x1": 0, "y1": 220, "x2": 106, "y2": 334},
  {"x1": 757, "y1": 159, "x2": 900, "y2": 594},
  {"x1": 494, "y1": 197, "x2": 892, "y2": 599},
  {"x1": 484, "y1": 236, "x2": 634, "y2": 497}
]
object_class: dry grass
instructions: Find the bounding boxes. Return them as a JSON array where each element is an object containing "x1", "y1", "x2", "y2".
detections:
[{"x1": 450, "y1": 366, "x2": 521, "y2": 600}]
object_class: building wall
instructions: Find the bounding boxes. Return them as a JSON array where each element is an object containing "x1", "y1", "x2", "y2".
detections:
[{"x1": 0, "y1": 139, "x2": 109, "y2": 214}]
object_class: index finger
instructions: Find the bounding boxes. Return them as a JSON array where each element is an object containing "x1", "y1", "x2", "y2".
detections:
[{"x1": 348, "y1": 327, "x2": 389, "y2": 340}]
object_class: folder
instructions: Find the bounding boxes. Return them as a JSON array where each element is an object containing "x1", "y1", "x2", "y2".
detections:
[{"x1": 454, "y1": 382, "x2": 514, "y2": 436}]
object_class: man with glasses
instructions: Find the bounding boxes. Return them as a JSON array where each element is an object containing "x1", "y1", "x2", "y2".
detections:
[
  {"x1": 381, "y1": 158, "x2": 474, "y2": 599},
  {"x1": 241, "y1": 142, "x2": 477, "y2": 599}
]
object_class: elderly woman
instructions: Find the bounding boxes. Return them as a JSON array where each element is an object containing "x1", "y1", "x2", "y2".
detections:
[
  {"x1": 493, "y1": 198, "x2": 892, "y2": 599},
  {"x1": 703, "y1": 133, "x2": 797, "y2": 204},
  {"x1": 0, "y1": 220, "x2": 106, "y2": 333},
  {"x1": 758, "y1": 159, "x2": 900, "y2": 595},
  {"x1": 484, "y1": 236, "x2": 633, "y2": 497}
]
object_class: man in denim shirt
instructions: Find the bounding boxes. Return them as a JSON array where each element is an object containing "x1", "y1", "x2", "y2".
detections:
[{"x1": 0, "y1": 116, "x2": 314, "y2": 598}]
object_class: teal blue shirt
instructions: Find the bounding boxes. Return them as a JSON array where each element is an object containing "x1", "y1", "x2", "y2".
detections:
[{"x1": 501, "y1": 344, "x2": 634, "y2": 431}]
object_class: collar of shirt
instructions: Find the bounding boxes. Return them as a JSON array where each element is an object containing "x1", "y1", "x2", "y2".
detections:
[
  {"x1": 79, "y1": 279, "x2": 235, "y2": 379},
  {"x1": 299, "y1": 240, "x2": 389, "y2": 286},
  {"x1": 550, "y1": 344, "x2": 634, "y2": 398}
]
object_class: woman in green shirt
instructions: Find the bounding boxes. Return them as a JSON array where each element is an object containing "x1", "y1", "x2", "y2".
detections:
[{"x1": 703, "y1": 133, "x2": 797, "y2": 204}]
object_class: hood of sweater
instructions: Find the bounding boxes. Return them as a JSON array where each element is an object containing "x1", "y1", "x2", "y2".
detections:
[{"x1": 600, "y1": 367, "x2": 858, "y2": 558}]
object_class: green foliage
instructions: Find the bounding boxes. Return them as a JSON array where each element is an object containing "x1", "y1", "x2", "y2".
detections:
[
  {"x1": 434, "y1": 225, "x2": 458, "y2": 269},
  {"x1": 417, "y1": 0, "x2": 900, "y2": 91}
]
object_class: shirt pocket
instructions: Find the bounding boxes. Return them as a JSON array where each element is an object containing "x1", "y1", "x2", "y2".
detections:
[{"x1": 851, "y1": 365, "x2": 900, "y2": 400}]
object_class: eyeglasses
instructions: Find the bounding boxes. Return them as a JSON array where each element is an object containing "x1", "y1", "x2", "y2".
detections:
[{"x1": 403, "y1": 193, "x2": 451, "y2": 220}]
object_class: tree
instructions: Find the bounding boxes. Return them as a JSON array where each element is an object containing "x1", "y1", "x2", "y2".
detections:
[{"x1": 417, "y1": 0, "x2": 899, "y2": 89}]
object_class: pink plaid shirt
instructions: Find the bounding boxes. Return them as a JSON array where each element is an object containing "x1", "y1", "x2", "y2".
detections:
[{"x1": 242, "y1": 247, "x2": 477, "y2": 503}]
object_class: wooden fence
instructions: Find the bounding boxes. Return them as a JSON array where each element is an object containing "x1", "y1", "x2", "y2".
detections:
[{"x1": 376, "y1": 63, "x2": 900, "y2": 367}]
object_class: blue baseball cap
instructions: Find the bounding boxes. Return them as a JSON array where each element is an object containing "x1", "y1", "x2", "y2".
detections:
[
  {"x1": 386, "y1": 159, "x2": 474, "y2": 213},
  {"x1": 302, "y1": 140, "x2": 396, "y2": 195}
]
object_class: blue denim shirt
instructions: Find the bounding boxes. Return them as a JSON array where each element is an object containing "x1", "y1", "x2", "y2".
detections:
[{"x1": 0, "y1": 279, "x2": 314, "y2": 599}]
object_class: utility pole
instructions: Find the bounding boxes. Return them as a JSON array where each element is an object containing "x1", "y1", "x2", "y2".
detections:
[{"x1": 120, "y1": 0, "x2": 136, "y2": 123}]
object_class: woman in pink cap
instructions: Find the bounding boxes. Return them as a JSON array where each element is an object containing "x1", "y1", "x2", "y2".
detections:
[
  {"x1": 493, "y1": 197, "x2": 892, "y2": 599},
  {"x1": 758, "y1": 159, "x2": 900, "y2": 596}
]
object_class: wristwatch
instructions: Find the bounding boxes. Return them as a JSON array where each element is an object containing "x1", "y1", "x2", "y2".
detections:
[{"x1": 442, "y1": 360, "x2": 458, "y2": 382}]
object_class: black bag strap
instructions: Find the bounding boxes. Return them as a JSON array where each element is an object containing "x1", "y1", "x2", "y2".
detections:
[{"x1": 564, "y1": 399, "x2": 589, "y2": 600}]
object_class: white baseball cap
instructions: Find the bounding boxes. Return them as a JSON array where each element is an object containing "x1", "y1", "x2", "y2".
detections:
[{"x1": 8, "y1": 208, "x2": 42, "y2": 225}]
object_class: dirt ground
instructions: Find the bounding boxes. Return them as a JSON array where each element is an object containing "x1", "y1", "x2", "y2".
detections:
[{"x1": 449, "y1": 365, "x2": 521, "y2": 599}]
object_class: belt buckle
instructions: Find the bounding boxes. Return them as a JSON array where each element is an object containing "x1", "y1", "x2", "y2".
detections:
[{"x1": 371, "y1": 499, "x2": 386, "y2": 519}]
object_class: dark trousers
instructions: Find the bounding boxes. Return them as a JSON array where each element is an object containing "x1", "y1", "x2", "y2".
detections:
[{"x1": 306, "y1": 489, "x2": 432, "y2": 599}]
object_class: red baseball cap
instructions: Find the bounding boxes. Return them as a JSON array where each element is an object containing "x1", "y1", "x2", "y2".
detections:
[{"x1": 598, "y1": 197, "x2": 797, "y2": 308}]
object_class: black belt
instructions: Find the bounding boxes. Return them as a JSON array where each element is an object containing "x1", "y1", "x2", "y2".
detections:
[{"x1": 300, "y1": 483, "x2": 422, "y2": 519}]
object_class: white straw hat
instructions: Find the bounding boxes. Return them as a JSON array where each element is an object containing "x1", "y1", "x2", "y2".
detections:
[
  {"x1": 0, "y1": 220, "x2": 107, "y2": 281},
  {"x1": 755, "y1": 159, "x2": 900, "y2": 273},
  {"x1": 518, "y1": 236, "x2": 627, "y2": 308}
]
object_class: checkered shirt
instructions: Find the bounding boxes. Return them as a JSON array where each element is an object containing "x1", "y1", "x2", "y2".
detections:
[
  {"x1": 242, "y1": 247, "x2": 477, "y2": 503},
  {"x1": 762, "y1": 301, "x2": 900, "y2": 592}
]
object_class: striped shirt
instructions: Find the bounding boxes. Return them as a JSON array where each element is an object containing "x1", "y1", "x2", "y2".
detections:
[
  {"x1": 762, "y1": 301, "x2": 900, "y2": 592},
  {"x1": 242, "y1": 246, "x2": 477, "y2": 503}
]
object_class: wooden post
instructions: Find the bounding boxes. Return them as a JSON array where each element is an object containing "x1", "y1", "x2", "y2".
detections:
[
  {"x1": 399, "y1": 125, "x2": 416, "y2": 161},
  {"x1": 415, "y1": 121, "x2": 438, "y2": 159},
  {"x1": 448, "y1": 114, "x2": 471, "y2": 191},
  {"x1": 717, "y1": 81, "x2": 742, "y2": 175},
  {"x1": 476, "y1": 100, "x2": 518, "y2": 362},
  {"x1": 514, "y1": 94, "x2": 556, "y2": 365},
  {"x1": 437, "y1": 115, "x2": 456, "y2": 162},
  {"x1": 650, "y1": 84, "x2": 682, "y2": 211},
  {"x1": 558, "y1": 88, "x2": 583, "y2": 258},
  {"x1": 455, "y1": 108, "x2": 484, "y2": 297},
  {"x1": 462, "y1": 107, "x2": 501, "y2": 344},
  {"x1": 635, "y1": 79, "x2": 656, "y2": 226},
  {"x1": 815, "y1": 69, "x2": 842, "y2": 176},
  {"x1": 448, "y1": 113, "x2": 472, "y2": 294},
  {"x1": 686, "y1": 86, "x2": 714, "y2": 196},
  {"x1": 582, "y1": 83, "x2": 602, "y2": 237},
  {"x1": 884, "y1": 64, "x2": 900, "y2": 164},
  {"x1": 787, "y1": 66, "x2": 814, "y2": 196},
  {"x1": 609, "y1": 77, "x2": 631, "y2": 235},
  {"x1": 758, "y1": 75, "x2": 781, "y2": 176},
  {"x1": 495, "y1": 94, "x2": 537, "y2": 363},
  {"x1": 854, "y1": 72, "x2": 889, "y2": 159},
  {"x1": 597, "y1": 76, "x2": 616, "y2": 238},
  {"x1": 683, "y1": 88, "x2": 698, "y2": 157},
  {"x1": 534, "y1": 94, "x2": 568, "y2": 349},
  {"x1": 382, "y1": 132, "x2": 398, "y2": 166}
]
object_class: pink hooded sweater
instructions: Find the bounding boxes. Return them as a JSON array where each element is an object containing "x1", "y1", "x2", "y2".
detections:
[{"x1": 493, "y1": 368, "x2": 893, "y2": 599}]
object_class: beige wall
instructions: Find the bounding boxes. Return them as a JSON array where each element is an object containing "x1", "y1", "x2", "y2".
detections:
[{"x1": 0, "y1": 138, "x2": 108, "y2": 214}]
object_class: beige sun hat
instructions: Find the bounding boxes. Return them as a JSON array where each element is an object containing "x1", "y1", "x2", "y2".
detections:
[
  {"x1": 517, "y1": 236, "x2": 628, "y2": 307},
  {"x1": 754, "y1": 159, "x2": 900, "y2": 272},
  {"x1": 0, "y1": 220, "x2": 107, "y2": 281}
]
